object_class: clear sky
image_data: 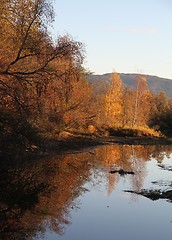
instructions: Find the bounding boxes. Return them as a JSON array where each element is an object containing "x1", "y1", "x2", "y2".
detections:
[{"x1": 51, "y1": 0, "x2": 172, "y2": 79}]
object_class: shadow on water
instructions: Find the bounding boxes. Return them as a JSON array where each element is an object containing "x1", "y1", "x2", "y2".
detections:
[{"x1": 0, "y1": 144, "x2": 172, "y2": 239}]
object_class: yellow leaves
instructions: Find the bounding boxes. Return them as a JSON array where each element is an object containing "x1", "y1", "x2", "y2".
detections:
[{"x1": 103, "y1": 72, "x2": 123, "y2": 127}]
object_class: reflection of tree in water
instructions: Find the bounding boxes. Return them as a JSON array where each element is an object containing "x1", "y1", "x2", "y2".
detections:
[
  {"x1": 90, "y1": 144, "x2": 172, "y2": 195},
  {"x1": 0, "y1": 153, "x2": 92, "y2": 239},
  {"x1": 89, "y1": 145, "x2": 146, "y2": 194},
  {"x1": 124, "y1": 145, "x2": 172, "y2": 203},
  {"x1": 151, "y1": 145, "x2": 172, "y2": 163},
  {"x1": 1, "y1": 144, "x2": 172, "y2": 239},
  {"x1": 0, "y1": 161, "x2": 50, "y2": 239}
]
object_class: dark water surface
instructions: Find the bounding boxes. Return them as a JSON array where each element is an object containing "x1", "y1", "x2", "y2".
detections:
[{"x1": 0, "y1": 144, "x2": 172, "y2": 240}]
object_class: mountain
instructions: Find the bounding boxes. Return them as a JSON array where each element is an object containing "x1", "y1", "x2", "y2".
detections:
[{"x1": 87, "y1": 73, "x2": 172, "y2": 98}]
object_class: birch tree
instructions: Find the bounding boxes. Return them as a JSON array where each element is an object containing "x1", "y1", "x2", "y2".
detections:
[
  {"x1": 132, "y1": 76, "x2": 153, "y2": 127},
  {"x1": 0, "y1": 0, "x2": 84, "y2": 147},
  {"x1": 103, "y1": 72, "x2": 123, "y2": 127}
]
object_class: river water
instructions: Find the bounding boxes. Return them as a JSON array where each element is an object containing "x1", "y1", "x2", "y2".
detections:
[{"x1": 0, "y1": 144, "x2": 172, "y2": 240}]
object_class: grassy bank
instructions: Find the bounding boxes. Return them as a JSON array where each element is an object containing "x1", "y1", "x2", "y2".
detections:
[{"x1": 1, "y1": 125, "x2": 172, "y2": 161}]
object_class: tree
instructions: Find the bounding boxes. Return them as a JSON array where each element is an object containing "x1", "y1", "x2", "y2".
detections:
[
  {"x1": 38, "y1": 68, "x2": 96, "y2": 135},
  {"x1": 131, "y1": 76, "x2": 153, "y2": 127},
  {"x1": 150, "y1": 92, "x2": 172, "y2": 136},
  {"x1": 0, "y1": 0, "x2": 85, "y2": 149},
  {"x1": 103, "y1": 72, "x2": 123, "y2": 127},
  {"x1": 122, "y1": 87, "x2": 136, "y2": 127}
]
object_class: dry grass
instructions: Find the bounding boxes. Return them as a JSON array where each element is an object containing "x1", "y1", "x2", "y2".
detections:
[{"x1": 108, "y1": 125, "x2": 163, "y2": 138}]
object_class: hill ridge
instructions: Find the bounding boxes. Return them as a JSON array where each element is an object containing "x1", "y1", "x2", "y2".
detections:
[{"x1": 87, "y1": 73, "x2": 172, "y2": 98}]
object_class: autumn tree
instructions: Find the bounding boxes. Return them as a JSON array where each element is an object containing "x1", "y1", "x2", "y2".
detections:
[
  {"x1": 0, "y1": 0, "x2": 85, "y2": 149},
  {"x1": 38, "y1": 65, "x2": 96, "y2": 136},
  {"x1": 102, "y1": 72, "x2": 123, "y2": 128},
  {"x1": 122, "y1": 86, "x2": 136, "y2": 127},
  {"x1": 150, "y1": 92, "x2": 172, "y2": 136},
  {"x1": 131, "y1": 76, "x2": 153, "y2": 127}
]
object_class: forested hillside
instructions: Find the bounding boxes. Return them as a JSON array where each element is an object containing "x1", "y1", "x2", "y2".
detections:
[{"x1": 88, "y1": 73, "x2": 172, "y2": 98}]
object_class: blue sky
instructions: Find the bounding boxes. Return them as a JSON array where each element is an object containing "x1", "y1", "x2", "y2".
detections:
[{"x1": 51, "y1": 0, "x2": 172, "y2": 79}]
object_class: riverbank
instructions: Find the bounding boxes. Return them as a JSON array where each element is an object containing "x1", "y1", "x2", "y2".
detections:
[
  {"x1": 40, "y1": 135, "x2": 172, "y2": 155},
  {"x1": 1, "y1": 135, "x2": 172, "y2": 163}
]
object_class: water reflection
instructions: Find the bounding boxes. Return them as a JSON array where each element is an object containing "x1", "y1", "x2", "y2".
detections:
[{"x1": 0, "y1": 144, "x2": 172, "y2": 239}]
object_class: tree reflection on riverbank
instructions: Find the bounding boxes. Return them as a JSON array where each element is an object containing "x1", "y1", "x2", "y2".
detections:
[{"x1": 0, "y1": 144, "x2": 172, "y2": 239}]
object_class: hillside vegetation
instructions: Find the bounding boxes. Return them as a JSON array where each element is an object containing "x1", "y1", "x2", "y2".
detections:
[{"x1": 88, "y1": 73, "x2": 172, "y2": 98}]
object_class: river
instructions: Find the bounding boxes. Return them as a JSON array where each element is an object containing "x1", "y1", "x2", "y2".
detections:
[{"x1": 0, "y1": 144, "x2": 172, "y2": 240}]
